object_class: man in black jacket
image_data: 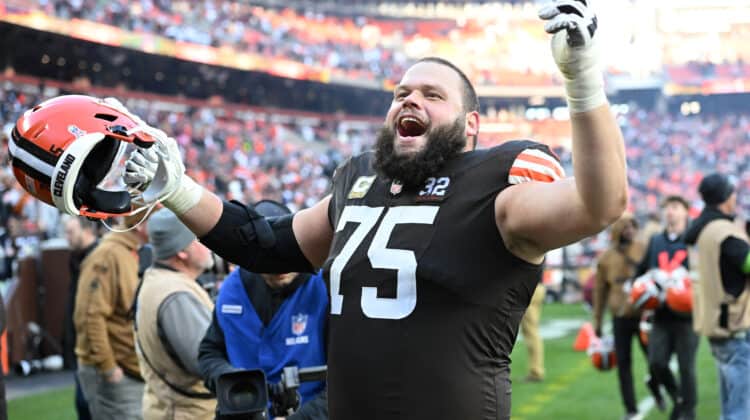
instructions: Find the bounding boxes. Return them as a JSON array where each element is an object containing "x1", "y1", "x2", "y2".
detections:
[
  {"x1": 685, "y1": 173, "x2": 750, "y2": 420},
  {"x1": 636, "y1": 195, "x2": 699, "y2": 420}
]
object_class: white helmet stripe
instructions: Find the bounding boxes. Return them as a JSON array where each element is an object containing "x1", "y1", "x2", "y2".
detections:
[
  {"x1": 8, "y1": 134, "x2": 55, "y2": 178},
  {"x1": 51, "y1": 132, "x2": 106, "y2": 216}
]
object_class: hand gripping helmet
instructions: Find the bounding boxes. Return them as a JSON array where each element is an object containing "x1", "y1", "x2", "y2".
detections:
[
  {"x1": 588, "y1": 336, "x2": 617, "y2": 371},
  {"x1": 9, "y1": 95, "x2": 156, "y2": 219}
]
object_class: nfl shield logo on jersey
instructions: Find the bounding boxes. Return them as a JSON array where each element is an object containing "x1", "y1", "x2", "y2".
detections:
[
  {"x1": 292, "y1": 313, "x2": 308, "y2": 336},
  {"x1": 390, "y1": 180, "x2": 403, "y2": 196}
]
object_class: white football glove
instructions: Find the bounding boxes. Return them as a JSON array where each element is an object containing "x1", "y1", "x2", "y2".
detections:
[
  {"x1": 107, "y1": 97, "x2": 203, "y2": 215},
  {"x1": 125, "y1": 135, "x2": 203, "y2": 216},
  {"x1": 124, "y1": 146, "x2": 159, "y2": 191},
  {"x1": 539, "y1": 0, "x2": 606, "y2": 113}
]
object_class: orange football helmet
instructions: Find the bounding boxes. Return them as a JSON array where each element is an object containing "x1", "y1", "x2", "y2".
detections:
[
  {"x1": 589, "y1": 336, "x2": 617, "y2": 371},
  {"x1": 9, "y1": 95, "x2": 156, "y2": 219},
  {"x1": 666, "y1": 276, "x2": 693, "y2": 314},
  {"x1": 630, "y1": 275, "x2": 663, "y2": 311}
]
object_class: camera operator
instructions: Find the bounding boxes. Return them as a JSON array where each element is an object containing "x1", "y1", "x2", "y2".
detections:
[{"x1": 198, "y1": 200, "x2": 328, "y2": 420}]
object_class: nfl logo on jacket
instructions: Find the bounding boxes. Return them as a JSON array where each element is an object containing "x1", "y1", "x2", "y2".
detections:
[{"x1": 287, "y1": 313, "x2": 309, "y2": 345}]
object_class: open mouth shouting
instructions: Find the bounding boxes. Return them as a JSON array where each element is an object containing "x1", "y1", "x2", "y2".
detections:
[{"x1": 396, "y1": 114, "x2": 429, "y2": 152}]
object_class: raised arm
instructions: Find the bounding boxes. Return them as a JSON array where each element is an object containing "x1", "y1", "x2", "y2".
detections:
[{"x1": 496, "y1": 0, "x2": 627, "y2": 263}]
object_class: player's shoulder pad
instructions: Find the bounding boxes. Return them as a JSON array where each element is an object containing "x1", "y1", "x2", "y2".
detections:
[
  {"x1": 332, "y1": 151, "x2": 375, "y2": 180},
  {"x1": 494, "y1": 139, "x2": 565, "y2": 185},
  {"x1": 331, "y1": 151, "x2": 376, "y2": 189}
]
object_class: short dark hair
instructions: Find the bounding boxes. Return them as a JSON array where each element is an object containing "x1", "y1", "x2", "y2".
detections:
[
  {"x1": 415, "y1": 57, "x2": 480, "y2": 148},
  {"x1": 416, "y1": 57, "x2": 479, "y2": 113},
  {"x1": 661, "y1": 195, "x2": 690, "y2": 210}
]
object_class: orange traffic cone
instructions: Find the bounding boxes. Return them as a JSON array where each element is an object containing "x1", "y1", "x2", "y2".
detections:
[
  {"x1": 573, "y1": 322, "x2": 595, "y2": 352},
  {"x1": 1, "y1": 331, "x2": 7, "y2": 375}
]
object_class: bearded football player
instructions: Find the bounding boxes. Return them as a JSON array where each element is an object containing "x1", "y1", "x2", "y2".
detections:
[{"x1": 11, "y1": 1, "x2": 626, "y2": 419}]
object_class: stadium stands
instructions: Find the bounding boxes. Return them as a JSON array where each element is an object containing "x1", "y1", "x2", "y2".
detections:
[
  {"x1": 1, "y1": 0, "x2": 750, "y2": 274},
  {"x1": 2, "y1": 75, "x2": 750, "y2": 271},
  {"x1": 6, "y1": 0, "x2": 750, "y2": 95}
]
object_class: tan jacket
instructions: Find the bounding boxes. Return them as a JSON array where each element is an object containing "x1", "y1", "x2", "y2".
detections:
[
  {"x1": 693, "y1": 219, "x2": 750, "y2": 338},
  {"x1": 593, "y1": 216, "x2": 646, "y2": 332},
  {"x1": 136, "y1": 267, "x2": 216, "y2": 420},
  {"x1": 74, "y1": 231, "x2": 143, "y2": 378}
]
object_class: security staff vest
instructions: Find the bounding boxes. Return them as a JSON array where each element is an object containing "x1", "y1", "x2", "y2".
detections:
[
  {"x1": 135, "y1": 267, "x2": 216, "y2": 419},
  {"x1": 693, "y1": 219, "x2": 750, "y2": 338},
  {"x1": 216, "y1": 270, "x2": 327, "y2": 404}
]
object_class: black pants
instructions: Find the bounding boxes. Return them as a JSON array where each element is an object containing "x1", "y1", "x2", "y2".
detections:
[
  {"x1": 648, "y1": 318, "x2": 699, "y2": 419},
  {"x1": 613, "y1": 316, "x2": 649, "y2": 414}
]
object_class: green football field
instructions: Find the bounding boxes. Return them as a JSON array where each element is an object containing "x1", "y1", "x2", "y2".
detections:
[
  {"x1": 8, "y1": 303, "x2": 720, "y2": 420},
  {"x1": 509, "y1": 304, "x2": 719, "y2": 420}
]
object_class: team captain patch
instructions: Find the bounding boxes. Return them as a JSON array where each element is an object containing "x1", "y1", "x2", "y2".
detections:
[{"x1": 348, "y1": 176, "x2": 376, "y2": 199}]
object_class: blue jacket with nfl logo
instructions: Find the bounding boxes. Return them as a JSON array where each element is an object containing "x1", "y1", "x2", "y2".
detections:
[{"x1": 214, "y1": 268, "x2": 327, "y2": 406}]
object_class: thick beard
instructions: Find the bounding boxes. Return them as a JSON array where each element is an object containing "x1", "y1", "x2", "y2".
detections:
[{"x1": 373, "y1": 118, "x2": 467, "y2": 190}]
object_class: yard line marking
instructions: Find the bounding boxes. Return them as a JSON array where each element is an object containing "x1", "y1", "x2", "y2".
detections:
[
  {"x1": 633, "y1": 358, "x2": 678, "y2": 419},
  {"x1": 515, "y1": 357, "x2": 590, "y2": 418},
  {"x1": 632, "y1": 396, "x2": 655, "y2": 420}
]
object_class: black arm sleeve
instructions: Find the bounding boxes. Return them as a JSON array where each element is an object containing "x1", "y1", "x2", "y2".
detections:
[
  {"x1": 199, "y1": 200, "x2": 315, "y2": 274},
  {"x1": 288, "y1": 387, "x2": 328, "y2": 420},
  {"x1": 198, "y1": 308, "x2": 238, "y2": 394}
]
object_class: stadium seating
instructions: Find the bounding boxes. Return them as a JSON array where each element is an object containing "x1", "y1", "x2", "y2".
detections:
[{"x1": 6, "y1": 0, "x2": 750, "y2": 93}]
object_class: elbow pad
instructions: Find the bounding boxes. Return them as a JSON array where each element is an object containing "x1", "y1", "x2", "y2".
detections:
[{"x1": 199, "y1": 200, "x2": 314, "y2": 274}]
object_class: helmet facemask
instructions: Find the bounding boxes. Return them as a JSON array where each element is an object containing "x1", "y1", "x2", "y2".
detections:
[{"x1": 51, "y1": 131, "x2": 158, "y2": 221}]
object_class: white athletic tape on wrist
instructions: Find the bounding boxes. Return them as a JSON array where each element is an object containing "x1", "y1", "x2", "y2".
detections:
[
  {"x1": 163, "y1": 174, "x2": 203, "y2": 216},
  {"x1": 564, "y1": 66, "x2": 607, "y2": 114}
]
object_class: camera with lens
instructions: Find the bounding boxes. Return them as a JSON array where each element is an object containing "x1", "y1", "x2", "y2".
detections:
[{"x1": 215, "y1": 365, "x2": 326, "y2": 420}]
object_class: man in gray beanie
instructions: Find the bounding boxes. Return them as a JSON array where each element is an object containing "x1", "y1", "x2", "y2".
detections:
[
  {"x1": 685, "y1": 172, "x2": 750, "y2": 420},
  {"x1": 134, "y1": 208, "x2": 217, "y2": 419}
]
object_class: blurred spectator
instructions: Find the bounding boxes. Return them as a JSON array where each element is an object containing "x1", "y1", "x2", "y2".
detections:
[
  {"x1": 635, "y1": 196, "x2": 698, "y2": 420},
  {"x1": 62, "y1": 215, "x2": 100, "y2": 420},
  {"x1": 134, "y1": 209, "x2": 216, "y2": 419},
  {"x1": 520, "y1": 282, "x2": 546, "y2": 383},
  {"x1": 74, "y1": 213, "x2": 151, "y2": 420},
  {"x1": 685, "y1": 173, "x2": 750, "y2": 420},
  {"x1": 592, "y1": 215, "x2": 658, "y2": 418}
]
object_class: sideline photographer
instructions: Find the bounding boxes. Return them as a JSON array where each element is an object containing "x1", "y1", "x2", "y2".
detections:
[{"x1": 198, "y1": 200, "x2": 327, "y2": 420}]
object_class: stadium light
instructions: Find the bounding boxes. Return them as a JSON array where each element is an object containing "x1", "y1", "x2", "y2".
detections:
[{"x1": 690, "y1": 101, "x2": 701, "y2": 114}]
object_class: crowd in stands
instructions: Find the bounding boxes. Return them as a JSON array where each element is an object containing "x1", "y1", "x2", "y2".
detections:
[
  {"x1": 9, "y1": 0, "x2": 750, "y2": 91},
  {"x1": 2, "y1": 77, "x2": 750, "y2": 272}
]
